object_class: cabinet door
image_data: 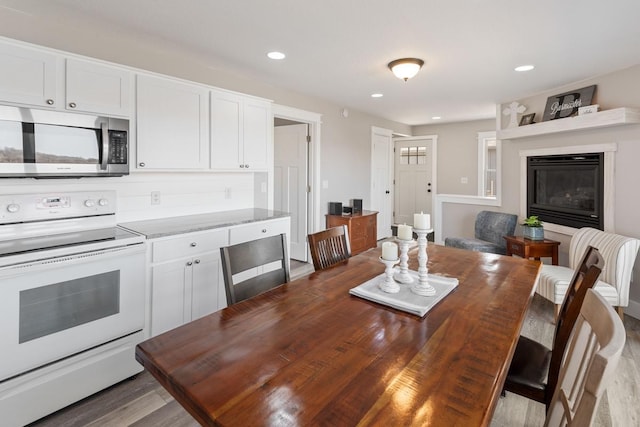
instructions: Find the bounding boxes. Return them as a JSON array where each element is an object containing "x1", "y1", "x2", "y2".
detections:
[
  {"x1": 150, "y1": 260, "x2": 189, "y2": 336},
  {"x1": 243, "y1": 99, "x2": 271, "y2": 171},
  {"x1": 0, "y1": 43, "x2": 58, "y2": 108},
  {"x1": 210, "y1": 90, "x2": 242, "y2": 170},
  {"x1": 191, "y1": 252, "x2": 225, "y2": 318},
  {"x1": 65, "y1": 59, "x2": 131, "y2": 116},
  {"x1": 137, "y1": 74, "x2": 209, "y2": 170}
]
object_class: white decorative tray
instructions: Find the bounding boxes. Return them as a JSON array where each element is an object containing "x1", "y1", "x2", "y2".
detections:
[{"x1": 349, "y1": 270, "x2": 458, "y2": 317}]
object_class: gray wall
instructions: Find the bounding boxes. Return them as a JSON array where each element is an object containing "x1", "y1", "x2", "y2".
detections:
[
  {"x1": 412, "y1": 119, "x2": 495, "y2": 195},
  {"x1": 0, "y1": 11, "x2": 411, "y2": 225}
]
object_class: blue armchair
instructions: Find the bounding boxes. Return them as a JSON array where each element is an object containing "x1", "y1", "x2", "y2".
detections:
[{"x1": 444, "y1": 211, "x2": 518, "y2": 255}]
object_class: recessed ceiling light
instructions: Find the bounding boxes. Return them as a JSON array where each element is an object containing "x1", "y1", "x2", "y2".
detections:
[
  {"x1": 515, "y1": 64, "x2": 535, "y2": 72},
  {"x1": 371, "y1": 93, "x2": 383, "y2": 98},
  {"x1": 432, "y1": 116, "x2": 441, "y2": 120},
  {"x1": 267, "y1": 51, "x2": 286, "y2": 60}
]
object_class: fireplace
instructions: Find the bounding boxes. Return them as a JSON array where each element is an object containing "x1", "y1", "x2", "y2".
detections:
[{"x1": 527, "y1": 153, "x2": 604, "y2": 230}]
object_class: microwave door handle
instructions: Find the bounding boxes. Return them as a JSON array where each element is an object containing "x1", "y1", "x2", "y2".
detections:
[{"x1": 100, "y1": 122, "x2": 109, "y2": 171}]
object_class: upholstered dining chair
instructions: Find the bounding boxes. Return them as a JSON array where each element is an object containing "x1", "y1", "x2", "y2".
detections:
[
  {"x1": 220, "y1": 233, "x2": 290, "y2": 305},
  {"x1": 444, "y1": 210, "x2": 517, "y2": 255},
  {"x1": 536, "y1": 227, "x2": 640, "y2": 320},
  {"x1": 544, "y1": 289, "x2": 625, "y2": 427},
  {"x1": 308, "y1": 225, "x2": 351, "y2": 271},
  {"x1": 504, "y1": 246, "x2": 605, "y2": 410}
]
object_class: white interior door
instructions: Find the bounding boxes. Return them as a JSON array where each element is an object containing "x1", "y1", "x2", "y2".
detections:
[
  {"x1": 394, "y1": 137, "x2": 435, "y2": 226},
  {"x1": 274, "y1": 124, "x2": 308, "y2": 261},
  {"x1": 371, "y1": 127, "x2": 393, "y2": 239}
]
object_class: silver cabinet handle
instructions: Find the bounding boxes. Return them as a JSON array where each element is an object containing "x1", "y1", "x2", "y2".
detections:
[
  {"x1": 46, "y1": 99, "x2": 54, "y2": 105},
  {"x1": 240, "y1": 164, "x2": 245, "y2": 168},
  {"x1": 194, "y1": 259, "x2": 201, "y2": 264},
  {"x1": 68, "y1": 102, "x2": 77, "y2": 108},
  {"x1": 245, "y1": 164, "x2": 249, "y2": 168},
  {"x1": 190, "y1": 242, "x2": 197, "y2": 247},
  {"x1": 186, "y1": 261, "x2": 193, "y2": 266},
  {"x1": 262, "y1": 229, "x2": 267, "y2": 233},
  {"x1": 139, "y1": 162, "x2": 145, "y2": 167}
]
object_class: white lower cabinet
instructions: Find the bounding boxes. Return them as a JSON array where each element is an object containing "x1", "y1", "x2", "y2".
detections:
[
  {"x1": 149, "y1": 229, "x2": 227, "y2": 336},
  {"x1": 148, "y1": 218, "x2": 290, "y2": 337}
]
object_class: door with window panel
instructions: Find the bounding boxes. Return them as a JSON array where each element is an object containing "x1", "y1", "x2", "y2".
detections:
[{"x1": 394, "y1": 137, "x2": 434, "y2": 226}]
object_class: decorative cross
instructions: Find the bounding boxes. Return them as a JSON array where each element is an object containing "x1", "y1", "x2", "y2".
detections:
[{"x1": 502, "y1": 101, "x2": 526, "y2": 128}]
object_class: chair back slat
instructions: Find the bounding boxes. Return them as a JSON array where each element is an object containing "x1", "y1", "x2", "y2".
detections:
[
  {"x1": 308, "y1": 225, "x2": 351, "y2": 270},
  {"x1": 220, "y1": 233, "x2": 290, "y2": 305}
]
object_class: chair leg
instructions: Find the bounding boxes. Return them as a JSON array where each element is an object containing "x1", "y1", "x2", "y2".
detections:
[{"x1": 617, "y1": 306, "x2": 624, "y2": 321}]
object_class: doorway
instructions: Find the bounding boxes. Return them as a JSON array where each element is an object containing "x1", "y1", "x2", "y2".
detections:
[
  {"x1": 272, "y1": 105, "x2": 322, "y2": 263},
  {"x1": 274, "y1": 121, "x2": 308, "y2": 261},
  {"x1": 393, "y1": 135, "x2": 437, "y2": 228}
]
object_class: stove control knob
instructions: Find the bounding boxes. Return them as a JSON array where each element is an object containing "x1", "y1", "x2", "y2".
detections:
[
  {"x1": 6, "y1": 203, "x2": 20, "y2": 213},
  {"x1": 84, "y1": 199, "x2": 96, "y2": 207},
  {"x1": 98, "y1": 199, "x2": 109, "y2": 206}
]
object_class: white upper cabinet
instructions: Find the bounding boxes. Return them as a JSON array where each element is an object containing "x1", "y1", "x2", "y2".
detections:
[
  {"x1": 136, "y1": 74, "x2": 209, "y2": 170},
  {"x1": 65, "y1": 58, "x2": 131, "y2": 116},
  {"x1": 0, "y1": 42, "x2": 58, "y2": 108},
  {"x1": 211, "y1": 90, "x2": 271, "y2": 171},
  {"x1": 0, "y1": 41, "x2": 132, "y2": 117}
]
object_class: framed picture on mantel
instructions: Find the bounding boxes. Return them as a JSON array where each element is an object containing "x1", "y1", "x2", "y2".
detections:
[{"x1": 542, "y1": 85, "x2": 597, "y2": 121}]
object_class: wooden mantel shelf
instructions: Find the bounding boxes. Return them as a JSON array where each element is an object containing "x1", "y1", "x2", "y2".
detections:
[{"x1": 497, "y1": 107, "x2": 640, "y2": 140}]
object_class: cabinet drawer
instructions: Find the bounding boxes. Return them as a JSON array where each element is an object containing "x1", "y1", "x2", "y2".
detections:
[
  {"x1": 152, "y1": 228, "x2": 228, "y2": 263},
  {"x1": 229, "y1": 218, "x2": 290, "y2": 245}
]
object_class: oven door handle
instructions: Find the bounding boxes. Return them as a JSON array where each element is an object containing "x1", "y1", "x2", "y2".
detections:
[{"x1": 100, "y1": 122, "x2": 109, "y2": 171}]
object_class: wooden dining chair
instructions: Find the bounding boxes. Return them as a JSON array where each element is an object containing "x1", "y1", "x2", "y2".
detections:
[
  {"x1": 220, "y1": 233, "x2": 290, "y2": 305},
  {"x1": 544, "y1": 289, "x2": 625, "y2": 426},
  {"x1": 504, "y1": 246, "x2": 605, "y2": 409},
  {"x1": 308, "y1": 225, "x2": 351, "y2": 271}
]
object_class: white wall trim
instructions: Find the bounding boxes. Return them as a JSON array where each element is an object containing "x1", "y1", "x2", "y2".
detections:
[
  {"x1": 272, "y1": 104, "x2": 323, "y2": 233},
  {"x1": 434, "y1": 194, "x2": 501, "y2": 244},
  {"x1": 371, "y1": 126, "x2": 394, "y2": 239},
  {"x1": 519, "y1": 143, "x2": 617, "y2": 235}
]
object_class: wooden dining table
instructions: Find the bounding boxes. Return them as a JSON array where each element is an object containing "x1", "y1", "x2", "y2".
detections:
[{"x1": 135, "y1": 244, "x2": 541, "y2": 426}]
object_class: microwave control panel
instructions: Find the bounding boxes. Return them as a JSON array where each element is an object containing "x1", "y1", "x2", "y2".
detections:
[{"x1": 108, "y1": 131, "x2": 128, "y2": 164}]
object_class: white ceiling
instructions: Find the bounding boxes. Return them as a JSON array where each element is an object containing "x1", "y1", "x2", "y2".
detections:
[{"x1": 3, "y1": 0, "x2": 640, "y2": 125}]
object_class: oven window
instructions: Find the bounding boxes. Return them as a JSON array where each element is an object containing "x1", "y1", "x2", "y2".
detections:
[
  {"x1": 19, "y1": 271, "x2": 120, "y2": 343},
  {"x1": 0, "y1": 119, "x2": 24, "y2": 163},
  {"x1": 34, "y1": 123, "x2": 100, "y2": 164}
]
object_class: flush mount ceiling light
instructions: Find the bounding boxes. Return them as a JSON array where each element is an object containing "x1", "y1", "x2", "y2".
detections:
[
  {"x1": 371, "y1": 93, "x2": 384, "y2": 98},
  {"x1": 267, "y1": 51, "x2": 286, "y2": 60},
  {"x1": 388, "y1": 58, "x2": 424, "y2": 81}
]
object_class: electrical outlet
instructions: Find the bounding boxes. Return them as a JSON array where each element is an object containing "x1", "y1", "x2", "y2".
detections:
[
  {"x1": 460, "y1": 177, "x2": 468, "y2": 184},
  {"x1": 151, "y1": 191, "x2": 161, "y2": 205}
]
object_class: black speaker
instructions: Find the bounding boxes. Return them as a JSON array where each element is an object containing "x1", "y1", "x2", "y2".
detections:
[
  {"x1": 352, "y1": 199, "x2": 363, "y2": 213},
  {"x1": 342, "y1": 206, "x2": 353, "y2": 215},
  {"x1": 329, "y1": 202, "x2": 343, "y2": 215}
]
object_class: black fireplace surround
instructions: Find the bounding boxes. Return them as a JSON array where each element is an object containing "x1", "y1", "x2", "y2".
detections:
[{"x1": 527, "y1": 153, "x2": 604, "y2": 230}]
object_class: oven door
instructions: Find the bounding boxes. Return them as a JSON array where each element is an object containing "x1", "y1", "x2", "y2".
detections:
[{"x1": 0, "y1": 244, "x2": 145, "y2": 382}]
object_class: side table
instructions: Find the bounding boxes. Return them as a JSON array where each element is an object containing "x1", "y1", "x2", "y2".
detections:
[{"x1": 504, "y1": 235, "x2": 560, "y2": 265}]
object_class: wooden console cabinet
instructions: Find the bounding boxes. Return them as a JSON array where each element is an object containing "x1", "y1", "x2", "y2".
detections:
[{"x1": 326, "y1": 210, "x2": 378, "y2": 255}]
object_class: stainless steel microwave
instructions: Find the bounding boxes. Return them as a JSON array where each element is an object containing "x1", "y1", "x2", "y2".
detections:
[{"x1": 0, "y1": 106, "x2": 129, "y2": 178}]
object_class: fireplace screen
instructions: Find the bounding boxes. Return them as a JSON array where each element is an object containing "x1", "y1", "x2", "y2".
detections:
[{"x1": 527, "y1": 153, "x2": 603, "y2": 230}]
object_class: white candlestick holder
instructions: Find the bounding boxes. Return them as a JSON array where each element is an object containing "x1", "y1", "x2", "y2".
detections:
[
  {"x1": 411, "y1": 228, "x2": 436, "y2": 296},
  {"x1": 393, "y1": 238, "x2": 414, "y2": 284},
  {"x1": 379, "y1": 256, "x2": 401, "y2": 293}
]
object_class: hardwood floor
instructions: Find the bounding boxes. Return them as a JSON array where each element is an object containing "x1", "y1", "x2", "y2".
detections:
[{"x1": 29, "y1": 264, "x2": 640, "y2": 427}]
